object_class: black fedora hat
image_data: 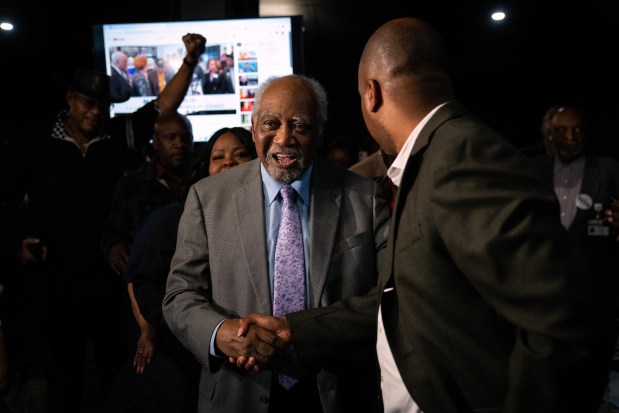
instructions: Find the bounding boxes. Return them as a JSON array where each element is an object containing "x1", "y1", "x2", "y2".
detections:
[{"x1": 56, "y1": 68, "x2": 130, "y2": 104}]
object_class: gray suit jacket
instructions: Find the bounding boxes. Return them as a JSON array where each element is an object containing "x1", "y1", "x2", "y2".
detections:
[
  {"x1": 287, "y1": 101, "x2": 617, "y2": 413},
  {"x1": 163, "y1": 157, "x2": 390, "y2": 413}
]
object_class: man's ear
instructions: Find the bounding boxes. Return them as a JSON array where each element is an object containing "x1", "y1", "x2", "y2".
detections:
[
  {"x1": 66, "y1": 90, "x2": 75, "y2": 109},
  {"x1": 151, "y1": 136, "x2": 159, "y2": 150},
  {"x1": 364, "y1": 79, "x2": 383, "y2": 114}
]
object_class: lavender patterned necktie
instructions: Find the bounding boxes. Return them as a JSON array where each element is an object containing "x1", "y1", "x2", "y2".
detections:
[{"x1": 273, "y1": 184, "x2": 305, "y2": 390}]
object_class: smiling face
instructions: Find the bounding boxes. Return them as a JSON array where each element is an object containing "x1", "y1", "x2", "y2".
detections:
[
  {"x1": 208, "y1": 132, "x2": 253, "y2": 175},
  {"x1": 251, "y1": 77, "x2": 323, "y2": 183},
  {"x1": 550, "y1": 106, "x2": 586, "y2": 164},
  {"x1": 66, "y1": 90, "x2": 110, "y2": 138}
]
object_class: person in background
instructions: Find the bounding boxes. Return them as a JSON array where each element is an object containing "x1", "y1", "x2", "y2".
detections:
[
  {"x1": 324, "y1": 136, "x2": 359, "y2": 169},
  {"x1": 236, "y1": 18, "x2": 617, "y2": 413},
  {"x1": 103, "y1": 126, "x2": 257, "y2": 413},
  {"x1": 188, "y1": 55, "x2": 206, "y2": 95},
  {"x1": 530, "y1": 105, "x2": 619, "y2": 318},
  {"x1": 146, "y1": 57, "x2": 162, "y2": 96},
  {"x1": 101, "y1": 111, "x2": 195, "y2": 365},
  {"x1": 131, "y1": 55, "x2": 155, "y2": 97},
  {"x1": 110, "y1": 50, "x2": 131, "y2": 103},
  {"x1": 158, "y1": 57, "x2": 175, "y2": 88},
  {"x1": 202, "y1": 58, "x2": 232, "y2": 94},
  {"x1": 604, "y1": 199, "x2": 619, "y2": 238},
  {"x1": 219, "y1": 53, "x2": 235, "y2": 93},
  {"x1": 162, "y1": 74, "x2": 390, "y2": 413},
  {"x1": 8, "y1": 33, "x2": 206, "y2": 413}
]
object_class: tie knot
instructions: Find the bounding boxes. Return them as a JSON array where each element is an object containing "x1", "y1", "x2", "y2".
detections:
[{"x1": 280, "y1": 184, "x2": 296, "y2": 201}]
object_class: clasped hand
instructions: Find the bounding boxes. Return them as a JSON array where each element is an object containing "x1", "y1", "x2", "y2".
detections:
[{"x1": 217, "y1": 314, "x2": 291, "y2": 373}]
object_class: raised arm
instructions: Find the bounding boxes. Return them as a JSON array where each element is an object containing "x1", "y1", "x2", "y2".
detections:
[{"x1": 155, "y1": 33, "x2": 206, "y2": 113}]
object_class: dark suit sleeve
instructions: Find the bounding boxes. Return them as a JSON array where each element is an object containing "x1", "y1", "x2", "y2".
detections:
[
  {"x1": 286, "y1": 177, "x2": 390, "y2": 366},
  {"x1": 422, "y1": 122, "x2": 617, "y2": 412},
  {"x1": 286, "y1": 287, "x2": 379, "y2": 366}
]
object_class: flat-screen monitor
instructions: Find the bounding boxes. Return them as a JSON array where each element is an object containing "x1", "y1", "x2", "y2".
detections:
[{"x1": 93, "y1": 16, "x2": 304, "y2": 142}]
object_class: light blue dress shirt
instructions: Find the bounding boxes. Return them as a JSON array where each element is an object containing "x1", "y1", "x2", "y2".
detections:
[{"x1": 209, "y1": 163, "x2": 313, "y2": 356}]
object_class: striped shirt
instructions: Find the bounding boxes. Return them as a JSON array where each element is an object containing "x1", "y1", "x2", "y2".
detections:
[{"x1": 553, "y1": 155, "x2": 586, "y2": 229}]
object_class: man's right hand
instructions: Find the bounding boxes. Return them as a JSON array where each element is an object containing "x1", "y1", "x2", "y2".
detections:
[
  {"x1": 232, "y1": 313, "x2": 292, "y2": 371},
  {"x1": 216, "y1": 318, "x2": 288, "y2": 372},
  {"x1": 603, "y1": 199, "x2": 619, "y2": 240}
]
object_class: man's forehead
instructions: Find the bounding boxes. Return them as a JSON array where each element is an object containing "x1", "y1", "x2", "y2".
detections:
[
  {"x1": 259, "y1": 110, "x2": 313, "y2": 122},
  {"x1": 554, "y1": 111, "x2": 582, "y2": 124},
  {"x1": 260, "y1": 91, "x2": 316, "y2": 115}
]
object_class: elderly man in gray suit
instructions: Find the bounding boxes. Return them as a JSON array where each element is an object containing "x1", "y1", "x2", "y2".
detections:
[{"x1": 163, "y1": 74, "x2": 390, "y2": 413}]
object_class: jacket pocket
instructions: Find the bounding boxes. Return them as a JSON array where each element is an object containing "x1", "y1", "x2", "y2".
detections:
[{"x1": 332, "y1": 232, "x2": 366, "y2": 257}]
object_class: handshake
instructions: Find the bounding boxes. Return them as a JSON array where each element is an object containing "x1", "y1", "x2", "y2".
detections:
[{"x1": 217, "y1": 313, "x2": 292, "y2": 373}]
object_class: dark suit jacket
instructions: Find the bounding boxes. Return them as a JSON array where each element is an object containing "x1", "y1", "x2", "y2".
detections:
[
  {"x1": 163, "y1": 158, "x2": 390, "y2": 413},
  {"x1": 287, "y1": 100, "x2": 617, "y2": 413},
  {"x1": 110, "y1": 67, "x2": 131, "y2": 103},
  {"x1": 531, "y1": 154, "x2": 619, "y2": 316}
]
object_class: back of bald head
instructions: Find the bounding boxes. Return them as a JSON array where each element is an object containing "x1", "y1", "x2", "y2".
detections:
[{"x1": 360, "y1": 18, "x2": 453, "y2": 103}]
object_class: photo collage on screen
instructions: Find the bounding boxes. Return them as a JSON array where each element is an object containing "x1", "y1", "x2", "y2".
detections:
[
  {"x1": 95, "y1": 17, "x2": 299, "y2": 142},
  {"x1": 238, "y1": 50, "x2": 258, "y2": 126}
]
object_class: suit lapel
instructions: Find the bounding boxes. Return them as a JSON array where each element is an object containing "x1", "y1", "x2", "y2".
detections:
[
  {"x1": 383, "y1": 101, "x2": 468, "y2": 288},
  {"x1": 571, "y1": 156, "x2": 602, "y2": 231},
  {"x1": 308, "y1": 160, "x2": 342, "y2": 307},
  {"x1": 233, "y1": 161, "x2": 272, "y2": 313}
]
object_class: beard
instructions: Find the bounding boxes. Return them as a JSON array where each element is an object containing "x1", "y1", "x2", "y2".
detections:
[
  {"x1": 555, "y1": 142, "x2": 583, "y2": 163},
  {"x1": 264, "y1": 144, "x2": 308, "y2": 184}
]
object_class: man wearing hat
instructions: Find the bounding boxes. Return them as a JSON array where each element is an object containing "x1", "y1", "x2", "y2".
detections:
[{"x1": 8, "y1": 33, "x2": 206, "y2": 413}]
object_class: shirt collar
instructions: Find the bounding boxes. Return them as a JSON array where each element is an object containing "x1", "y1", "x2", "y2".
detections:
[
  {"x1": 387, "y1": 102, "x2": 448, "y2": 187},
  {"x1": 553, "y1": 153, "x2": 586, "y2": 172},
  {"x1": 261, "y1": 162, "x2": 313, "y2": 206}
]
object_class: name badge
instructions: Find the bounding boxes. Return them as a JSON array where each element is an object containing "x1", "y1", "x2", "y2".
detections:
[{"x1": 588, "y1": 219, "x2": 610, "y2": 236}]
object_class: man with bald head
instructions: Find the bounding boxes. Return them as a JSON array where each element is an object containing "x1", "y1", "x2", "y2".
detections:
[{"x1": 237, "y1": 17, "x2": 617, "y2": 412}]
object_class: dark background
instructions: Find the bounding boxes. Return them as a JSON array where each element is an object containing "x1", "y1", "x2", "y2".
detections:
[{"x1": 1, "y1": 0, "x2": 618, "y2": 158}]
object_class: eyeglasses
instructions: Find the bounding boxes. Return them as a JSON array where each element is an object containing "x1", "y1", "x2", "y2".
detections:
[{"x1": 73, "y1": 92, "x2": 110, "y2": 111}]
